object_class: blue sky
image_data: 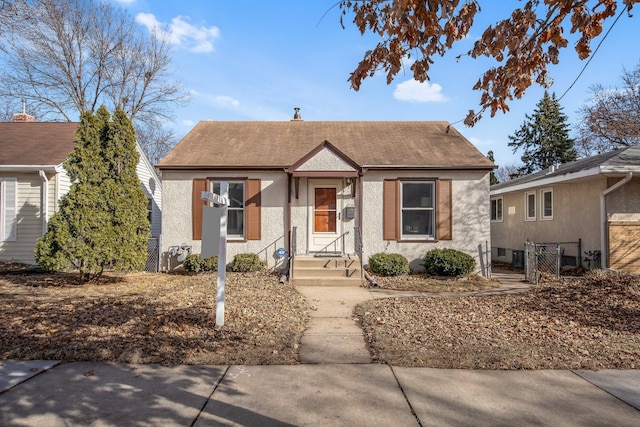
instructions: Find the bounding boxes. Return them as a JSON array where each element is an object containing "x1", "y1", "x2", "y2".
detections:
[{"x1": 114, "y1": 0, "x2": 639, "y2": 168}]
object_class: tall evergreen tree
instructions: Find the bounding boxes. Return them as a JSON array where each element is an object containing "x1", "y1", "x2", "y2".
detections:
[
  {"x1": 508, "y1": 91, "x2": 577, "y2": 176},
  {"x1": 35, "y1": 106, "x2": 150, "y2": 282},
  {"x1": 487, "y1": 151, "x2": 499, "y2": 185}
]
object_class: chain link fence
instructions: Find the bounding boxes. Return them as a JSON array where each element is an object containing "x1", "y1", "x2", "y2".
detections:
[
  {"x1": 525, "y1": 241, "x2": 561, "y2": 285},
  {"x1": 145, "y1": 237, "x2": 160, "y2": 273}
]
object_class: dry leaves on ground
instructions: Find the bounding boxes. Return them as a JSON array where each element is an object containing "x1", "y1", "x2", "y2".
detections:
[
  {"x1": 369, "y1": 272, "x2": 501, "y2": 293},
  {"x1": 0, "y1": 269, "x2": 308, "y2": 365},
  {"x1": 355, "y1": 270, "x2": 640, "y2": 369}
]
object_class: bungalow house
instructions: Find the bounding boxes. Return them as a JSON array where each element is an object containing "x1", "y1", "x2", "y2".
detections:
[
  {"x1": 157, "y1": 114, "x2": 495, "y2": 283},
  {"x1": 490, "y1": 145, "x2": 640, "y2": 274},
  {"x1": 0, "y1": 113, "x2": 162, "y2": 266}
]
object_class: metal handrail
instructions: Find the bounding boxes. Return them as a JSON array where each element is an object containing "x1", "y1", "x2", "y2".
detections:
[
  {"x1": 313, "y1": 231, "x2": 349, "y2": 257},
  {"x1": 354, "y1": 226, "x2": 363, "y2": 278},
  {"x1": 290, "y1": 227, "x2": 297, "y2": 279}
]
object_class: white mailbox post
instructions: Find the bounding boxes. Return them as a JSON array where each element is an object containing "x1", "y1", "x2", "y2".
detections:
[{"x1": 201, "y1": 182, "x2": 228, "y2": 327}]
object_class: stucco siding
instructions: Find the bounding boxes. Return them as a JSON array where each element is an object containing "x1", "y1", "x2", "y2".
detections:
[
  {"x1": 297, "y1": 149, "x2": 356, "y2": 172},
  {"x1": 360, "y1": 170, "x2": 491, "y2": 271},
  {"x1": 0, "y1": 173, "x2": 43, "y2": 264},
  {"x1": 491, "y1": 177, "x2": 605, "y2": 265},
  {"x1": 161, "y1": 170, "x2": 287, "y2": 270}
]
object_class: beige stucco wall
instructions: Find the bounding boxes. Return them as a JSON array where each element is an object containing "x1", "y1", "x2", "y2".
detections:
[
  {"x1": 297, "y1": 149, "x2": 356, "y2": 172},
  {"x1": 491, "y1": 177, "x2": 606, "y2": 264},
  {"x1": 360, "y1": 170, "x2": 491, "y2": 272},
  {"x1": 607, "y1": 176, "x2": 640, "y2": 215},
  {"x1": 161, "y1": 170, "x2": 288, "y2": 271}
]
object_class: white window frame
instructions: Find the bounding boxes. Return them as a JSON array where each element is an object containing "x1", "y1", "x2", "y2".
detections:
[
  {"x1": 490, "y1": 197, "x2": 503, "y2": 222},
  {"x1": 400, "y1": 181, "x2": 435, "y2": 240},
  {"x1": 541, "y1": 188, "x2": 553, "y2": 220},
  {"x1": 211, "y1": 180, "x2": 245, "y2": 239},
  {"x1": 525, "y1": 191, "x2": 536, "y2": 221},
  {"x1": 0, "y1": 178, "x2": 18, "y2": 242}
]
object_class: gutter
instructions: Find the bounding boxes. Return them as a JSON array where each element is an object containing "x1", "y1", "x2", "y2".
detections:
[
  {"x1": 600, "y1": 172, "x2": 633, "y2": 270},
  {"x1": 38, "y1": 170, "x2": 48, "y2": 235}
]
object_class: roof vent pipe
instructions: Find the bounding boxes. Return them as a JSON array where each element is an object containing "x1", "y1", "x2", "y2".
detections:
[{"x1": 291, "y1": 107, "x2": 302, "y2": 121}]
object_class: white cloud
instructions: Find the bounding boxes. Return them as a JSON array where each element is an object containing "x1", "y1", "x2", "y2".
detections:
[
  {"x1": 467, "y1": 136, "x2": 495, "y2": 147},
  {"x1": 214, "y1": 96, "x2": 240, "y2": 108},
  {"x1": 181, "y1": 119, "x2": 195, "y2": 127},
  {"x1": 393, "y1": 80, "x2": 448, "y2": 103},
  {"x1": 112, "y1": 0, "x2": 136, "y2": 4},
  {"x1": 135, "y1": 13, "x2": 220, "y2": 53}
]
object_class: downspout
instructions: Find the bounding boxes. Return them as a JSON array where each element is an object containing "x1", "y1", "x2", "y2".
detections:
[
  {"x1": 600, "y1": 172, "x2": 632, "y2": 270},
  {"x1": 38, "y1": 170, "x2": 48, "y2": 235}
]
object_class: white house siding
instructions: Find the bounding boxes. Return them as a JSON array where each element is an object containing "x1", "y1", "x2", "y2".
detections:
[
  {"x1": 135, "y1": 144, "x2": 162, "y2": 237},
  {"x1": 161, "y1": 170, "x2": 287, "y2": 270},
  {"x1": 360, "y1": 170, "x2": 491, "y2": 271},
  {"x1": 491, "y1": 177, "x2": 604, "y2": 265},
  {"x1": 0, "y1": 173, "x2": 43, "y2": 264}
]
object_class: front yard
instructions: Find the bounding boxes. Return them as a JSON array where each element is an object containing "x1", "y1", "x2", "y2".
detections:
[{"x1": 1, "y1": 264, "x2": 639, "y2": 369}]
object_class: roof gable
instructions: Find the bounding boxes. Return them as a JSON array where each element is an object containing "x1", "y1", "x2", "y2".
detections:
[
  {"x1": 157, "y1": 121, "x2": 495, "y2": 171},
  {"x1": 287, "y1": 140, "x2": 359, "y2": 176}
]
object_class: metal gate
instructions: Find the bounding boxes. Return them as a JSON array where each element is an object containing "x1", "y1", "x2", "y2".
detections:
[
  {"x1": 145, "y1": 237, "x2": 160, "y2": 273},
  {"x1": 524, "y1": 241, "x2": 561, "y2": 285}
]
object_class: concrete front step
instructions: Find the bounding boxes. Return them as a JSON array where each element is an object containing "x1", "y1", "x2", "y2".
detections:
[
  {"x1": 291, "y1": 277, "x2": 364, "y2": 286},
  {"x1": 292, "y1": 255, "x2": 363, "y2": 286}
]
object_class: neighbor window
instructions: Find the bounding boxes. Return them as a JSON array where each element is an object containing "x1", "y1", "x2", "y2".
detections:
[
  {"x1": 400, "y1": 181, "x2": 435, "y2": 239},
  {"x1": 212, "y1": 181, "x2": 245, "y2": 237},
  {"x1": 490, "y1": 197, "x2": 503, "y2": 222},
  {"x1": 0, "y1": 178, "x2": 17, "y2": 242},
  {"x1": 541, "y1": 188, "x2": 553, "y2": 220},
  {"x1": 525, "y1": 191, "x2": 536, "y2": 221}
]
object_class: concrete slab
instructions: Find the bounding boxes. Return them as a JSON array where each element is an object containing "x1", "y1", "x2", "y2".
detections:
[
  {"x1": 296, "y1": 286, "x2": 373, "y2": 317},
  {"x1": 393, "y1": 368, "x2": 640, "y2": 427},
  {"x1": 196, "y1": 364, "x2": 418, "y2": 426},
  {"x1": 0, "y1": 360, "x2": 60, "y2": 392},
  {"x1": 574, "y1": 369, "x2": 640, "y2": 411},
  {"x1": 0, "y1": 362, "x2": 226, "y2": 427},
  {"x1": 299, "y1": 335, "x2": 371, "y2": 364},
  {"x1": 303, "y1": 317, "x2": 364, "y2": 335}
]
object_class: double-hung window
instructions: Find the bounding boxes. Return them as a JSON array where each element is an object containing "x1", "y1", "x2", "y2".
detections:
[
  {"x1": 400, "y1": 181, "x2": 435, "y2": 239},
  {"x1": 490, "y1": 197, "x2": 503, "y2": 222},
  {"x1": 525, "y1": 191, "x2": 536, "y2": 221},
  {"x1": 0, "y1": 178, "x2": 17, "y2": 242},
  {"x1": 212, "y1": 181, "x2": 245, "y2": 238},
  {"x1": 541, "y1": 188, "x2": 553, "y2": 220}
]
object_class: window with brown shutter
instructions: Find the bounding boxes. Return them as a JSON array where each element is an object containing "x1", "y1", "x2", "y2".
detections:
[
  {"x1": 192, "y1": 178, "x2": 261, "y2": 241},
  {"x1": 436, "y1": 179, "x2": 452, "y2": 240},
  {"x1": 383, "y1": 179, "x2": 398, "y2": 240},
  {"x1": 192, "y1": 179, "x2": 207, "y2": 240},
  {"x1": 383, "y1": 178, "x2": 452, "y2": 241},
  {"x1": 245, "y1": 179, "x2": 261, "y2": 240}
]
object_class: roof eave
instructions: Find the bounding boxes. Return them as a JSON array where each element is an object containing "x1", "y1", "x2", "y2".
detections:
[
  {"x1": 490, "y1": 166, "x2": 602, "y2": 195},
  {"x1": 0, "y1": 164, "x2": 62, "y2": 173}
]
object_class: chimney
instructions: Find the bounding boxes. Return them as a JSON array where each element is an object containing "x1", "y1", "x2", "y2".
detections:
[
  {"x1": 12, "y1": 99, "x2": 35, "y2": 122},
  {"x1": 291, "y1": 107, "x2": 302, "y2": 121}
]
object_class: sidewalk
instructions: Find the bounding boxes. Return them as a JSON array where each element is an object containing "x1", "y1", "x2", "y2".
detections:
[{"x1": 1, "y1": 360, "x2": 639, "y2": 426}]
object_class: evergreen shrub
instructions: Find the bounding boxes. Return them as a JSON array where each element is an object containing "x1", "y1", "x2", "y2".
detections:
[
  {"x1": 423, "y1": 249, "x2": 475, "y2": 277},
  {"x1": 231, "y1": 253, "x2": 265, "y2": 272},
  {"x1": 368, "y1": 253, "x2": 410, "y2": 276}
]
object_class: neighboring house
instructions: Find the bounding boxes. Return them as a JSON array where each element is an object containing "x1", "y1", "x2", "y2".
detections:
[
  {"x1": 157, "y1": 116, "x2": 495, "y2": 274},
  {"x1": 0, "y1": 114, "x2": 162, "y2": 265},
  {"x1": 490, "y1": 145, "x2": 640, "y2": 274}
]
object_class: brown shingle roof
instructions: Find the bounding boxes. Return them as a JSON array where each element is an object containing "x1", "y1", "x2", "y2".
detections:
[
  {"x1": 0, "y1": 122, "x2": 78, "y2": 166},
  {"x1": 157, "y1": 121, "x2": 495, "y2": 170}
]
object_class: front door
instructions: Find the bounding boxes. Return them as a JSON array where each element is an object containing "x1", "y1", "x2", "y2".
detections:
[{"x1": 309, "y1": 181, "x2": 341, "y2": 253}]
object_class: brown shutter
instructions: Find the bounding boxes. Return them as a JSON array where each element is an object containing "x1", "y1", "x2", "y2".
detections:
[
  {"x1": 437, "y1": 179, "x2": 452, "y2": 240},
  {"x1": 245, "y1": 179, "x2": 261, "y2": 240},
  {"x1": 192, "y1": 179, "x2": 207, "y2": 240},
  {"x1": 383, "y1": 179, "x2": 398, "y2": 240}
]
